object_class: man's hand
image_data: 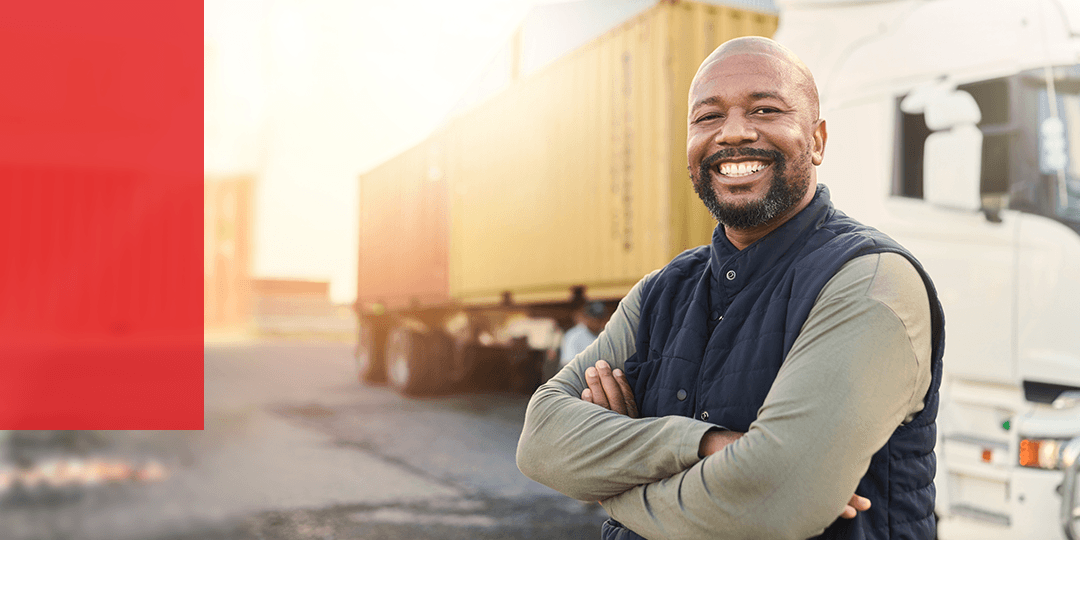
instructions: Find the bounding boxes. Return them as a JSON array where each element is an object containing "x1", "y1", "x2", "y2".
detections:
[
  {"x1": 840, "y1": 494, "x2": 870, "y2": 519},
  {"x1": 697, "y1": 429, "x2": 871, "y2": 520},
  {"x1": 580, "y1": 360, "x2": 639, "y2": 418}
]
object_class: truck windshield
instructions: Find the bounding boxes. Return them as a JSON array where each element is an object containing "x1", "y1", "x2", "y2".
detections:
[{"x1": 1018, "y1": 65, "x2": 1080, "y2": 233}]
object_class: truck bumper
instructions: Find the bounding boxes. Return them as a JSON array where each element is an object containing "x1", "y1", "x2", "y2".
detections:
[{"x1": 940, "y1": 437, "x2": 1080, "y2": 540}]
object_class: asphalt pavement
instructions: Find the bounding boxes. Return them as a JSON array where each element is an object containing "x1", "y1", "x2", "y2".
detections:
[{"x1": 0, "y1": 339, "x2": 606, "y2": 539}]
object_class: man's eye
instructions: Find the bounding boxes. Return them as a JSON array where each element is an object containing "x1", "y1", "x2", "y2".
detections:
[
  {"x1": 695, "y1": 114, "x2": 721, "y2": 123},
  {"x1": 753, "y1": 107, "x2": 780, "y2": 114}
]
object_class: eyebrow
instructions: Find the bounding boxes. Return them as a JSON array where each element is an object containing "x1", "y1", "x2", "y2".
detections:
[{"x1": 690, "y1": 91, "x2": 788, "y2": 113}]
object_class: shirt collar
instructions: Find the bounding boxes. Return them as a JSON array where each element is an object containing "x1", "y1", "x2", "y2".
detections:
[{"x1": 709, "y1": 184, "x2": 833, "y2": 289}]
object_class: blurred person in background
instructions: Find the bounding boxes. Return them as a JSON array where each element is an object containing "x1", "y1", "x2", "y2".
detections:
[
  {"x1": 518, "y1": 36, "x2": 945, "y2": 539},
  {"x1": 558, "y1": 301, "x2": 609, "y2": 369}
]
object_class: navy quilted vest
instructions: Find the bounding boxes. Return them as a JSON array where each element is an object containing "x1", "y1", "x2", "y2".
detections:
[{"x1": 603, "y1": 185, "x2": 945, "y2": 539}]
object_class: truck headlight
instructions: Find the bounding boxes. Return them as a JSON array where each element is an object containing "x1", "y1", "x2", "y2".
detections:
[{"x1": 1019, "y1": 438, "x2": 1067, "y2": 469}]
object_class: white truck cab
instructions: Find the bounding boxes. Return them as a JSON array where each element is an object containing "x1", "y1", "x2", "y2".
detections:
[{"x1": 775, "y1": 0, "x2": 1080, "y2": 538}]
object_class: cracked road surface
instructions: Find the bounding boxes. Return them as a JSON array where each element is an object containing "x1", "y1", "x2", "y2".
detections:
[{"x1": 0, "y1": 340, "x2": 606, "y2": 539}]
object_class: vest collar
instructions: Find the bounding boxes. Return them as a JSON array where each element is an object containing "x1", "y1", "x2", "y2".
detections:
[{"x1": 709, "y1": 184, "x2": 833, "y2": 290}]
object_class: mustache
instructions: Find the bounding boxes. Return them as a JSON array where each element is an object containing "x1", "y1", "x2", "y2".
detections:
[{"x1": 700, "y1": 148, "x2": 783, "y2": 171}]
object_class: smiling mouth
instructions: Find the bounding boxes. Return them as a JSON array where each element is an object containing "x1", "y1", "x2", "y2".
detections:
[{"x1": 716, "y1": 160, "x2": 769, "y2": 178}]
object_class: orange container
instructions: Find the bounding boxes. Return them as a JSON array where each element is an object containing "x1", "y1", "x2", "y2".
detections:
[
  {"x1": 204, "y1": 175, "x2": 253, "y2": 329},
  {"x1": 358, "y1": 136, "x2": 451, "y2": 312}
]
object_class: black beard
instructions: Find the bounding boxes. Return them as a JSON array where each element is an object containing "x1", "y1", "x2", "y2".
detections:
[{"x1": 692, "y1": 147, "x2": 811, "y2": 229}]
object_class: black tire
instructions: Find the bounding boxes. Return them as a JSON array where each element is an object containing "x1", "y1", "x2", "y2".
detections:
[
  {"x1": 456, "y1": 344, "x2": 509, "y2": 391},
  {"x1": 357, "y1": 318, "x2": 387, "y2": 383},
  {"x1": 385, "y1": 327, "x2": 451, "y2": 396}
]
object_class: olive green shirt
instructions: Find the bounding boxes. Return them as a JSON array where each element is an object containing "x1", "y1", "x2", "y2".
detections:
[{"x1": 516, "y1": 252, "x2": 932, "y2": 539}]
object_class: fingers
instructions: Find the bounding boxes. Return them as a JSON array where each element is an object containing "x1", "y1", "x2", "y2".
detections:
[
  {"x1": 612, "y1": 368, "x2": 639, "y2": 418},
  {"x1": 581, "y1": 360, "x2": 638, "y2": 417},
  {"x1": 595, "y1": 361, "x2": 627, "y2": 415},
  {"x1": 849, "y1": 494, "x2": 871, "y2": 512},
  {"x1": 583, "y1": 366, "x2": 610, "y2": 410},
  {"x1": 840, "y1": 494, "x2": 871, "y2": 519}
]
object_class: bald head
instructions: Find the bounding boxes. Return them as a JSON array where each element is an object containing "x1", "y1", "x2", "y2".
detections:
[{"x1": 692, "y1": 36, "x2": 820, "y2": 120}]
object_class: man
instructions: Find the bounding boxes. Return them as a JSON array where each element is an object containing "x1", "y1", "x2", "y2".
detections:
[
  {"x1": 516, "y1": 36, "x2": 944, "y2": 539},
  {"x1": 558, "y1": 301, "x2": 608, "y2": 368}
]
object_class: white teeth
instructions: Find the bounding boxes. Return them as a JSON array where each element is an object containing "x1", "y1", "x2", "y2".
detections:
[{"x1": 718, "y1": 161, "x2": 766, "y2": 177}]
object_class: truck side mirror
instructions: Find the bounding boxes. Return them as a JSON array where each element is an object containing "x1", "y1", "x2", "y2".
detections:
[{"x1": 923, "y1": 90, "x2": 983, "y2": 211}]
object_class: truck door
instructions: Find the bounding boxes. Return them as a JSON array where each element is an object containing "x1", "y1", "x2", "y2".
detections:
[
  {"x1": 887, "y1": 79, "x2": 1018, "y2": 386},
  {"x1": 885, "y1": 80, "x2": 1023, "y2": 534}
]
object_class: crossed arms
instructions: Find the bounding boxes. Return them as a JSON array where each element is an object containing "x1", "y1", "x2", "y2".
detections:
[
  {"x1": 578, "y1": 359, "x2": 868, "y2": 520},
  {"x1": 515, "y1": 253, "x2": 932, "y2": 539}
]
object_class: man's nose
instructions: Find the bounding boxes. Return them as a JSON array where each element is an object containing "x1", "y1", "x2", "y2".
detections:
[{"x1": 714, "y1": 112, "x2": 757, "y2": 146}]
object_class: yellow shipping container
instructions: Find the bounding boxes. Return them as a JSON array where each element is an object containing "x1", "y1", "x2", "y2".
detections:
[
  {"x1": 444, "y1": 1, "x2": 777, "y2": 305},
  {"x1": 356, "y1": 1, "x2": 777, "y2": 394}
]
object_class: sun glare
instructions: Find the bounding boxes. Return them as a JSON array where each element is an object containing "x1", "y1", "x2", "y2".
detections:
[{"x1": 205, "y1": 0, "x2": 541, "y2": 303}]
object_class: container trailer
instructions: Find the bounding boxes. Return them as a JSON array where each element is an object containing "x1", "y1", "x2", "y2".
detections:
[{"x1": 355, "y1": 0, "x2": 777, "y2": 394}]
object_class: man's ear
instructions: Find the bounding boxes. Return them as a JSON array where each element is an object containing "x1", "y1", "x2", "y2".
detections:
[{"x1": 811, "y1": 119, "x2": 827, "y2": 166}]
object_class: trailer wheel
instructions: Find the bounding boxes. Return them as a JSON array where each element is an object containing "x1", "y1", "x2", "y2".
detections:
[
  {"x1": 385, "y1": 327, "x2": 450, "y2": 396},
  {"x1": 507, "y1": 338, "x2": 546, "y2": 394},
  {"x1": 356, "y1": 318, "x2": 387, "y2": 383}
]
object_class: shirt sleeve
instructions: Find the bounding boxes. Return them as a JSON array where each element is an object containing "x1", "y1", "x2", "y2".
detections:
[
  {"x1": 516, "y1": 270, "x2": 718, "y2": 502},
  {"x1": 601, "y1": 252, "x2": 933, "y2": 539}
]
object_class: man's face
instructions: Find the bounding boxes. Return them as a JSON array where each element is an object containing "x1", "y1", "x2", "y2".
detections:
[{"x1": 687, "y1": 51, "x2": 826, "y2": 229}]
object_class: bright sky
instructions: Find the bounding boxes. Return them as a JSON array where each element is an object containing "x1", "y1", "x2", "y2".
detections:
[{"x1": 205, "y1": 0, "x2": 551, "y2": 303}]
